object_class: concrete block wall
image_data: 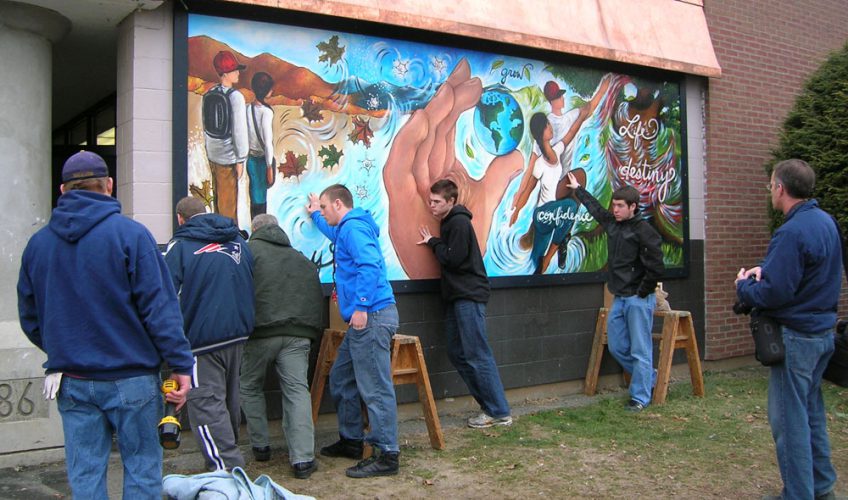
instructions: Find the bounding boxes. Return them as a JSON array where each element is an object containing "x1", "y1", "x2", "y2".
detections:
[
  {"x1": 305, "y1": 258, "x2": 706, "y2": 415},
  {"x1": 702, "y1": 0, "x2": 848, "y2": 359},
  {"x1": 117, "y1": 1, "x2": 175, "y2": 242}
]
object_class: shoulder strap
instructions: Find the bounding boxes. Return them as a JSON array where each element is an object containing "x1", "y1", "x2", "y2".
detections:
[{"x1": 250, "y1": 104, "x2": 266, "y2": 152}]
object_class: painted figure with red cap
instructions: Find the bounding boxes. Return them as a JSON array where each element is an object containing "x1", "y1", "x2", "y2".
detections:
[
  {"x1": 202, "y1": 50, "x2": 249, "y2": 222},
  {"x1": 509, "y1": 76, "x2": 611, "y2": 272}
]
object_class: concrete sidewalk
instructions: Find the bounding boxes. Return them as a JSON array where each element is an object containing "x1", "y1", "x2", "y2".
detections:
[{"x1": 0, "y1": 358, "x2": 753, "y2": 499}]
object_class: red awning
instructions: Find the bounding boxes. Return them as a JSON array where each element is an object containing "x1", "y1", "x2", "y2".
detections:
[{"x1": 227, "y1": 0, "x2": 721, "y2": 77}]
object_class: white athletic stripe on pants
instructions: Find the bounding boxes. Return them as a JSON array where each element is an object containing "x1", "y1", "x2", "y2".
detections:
[{"x1": 198, "y1": 424, "x2": 225, "y2": 471}]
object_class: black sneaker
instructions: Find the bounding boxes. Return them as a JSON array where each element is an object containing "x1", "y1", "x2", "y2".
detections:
[
  {"x1": 252, "y1": 446, "x2": 271, "y2": 462},
  {"x1": 625, "y1": 399, "x2": 645, "y2": 413},
  {"x1": 557, "y1": 236, "x2": 571, "y2": 269},
  {"x1": 345, "y1": 451, "x2": 399, "y2": 478},
  {"x1": 292, "y1": 460, "x2": 318, "y2": 479},
  {"x1": 320, "y1": 437, "x2": 364, "y2": 459}
]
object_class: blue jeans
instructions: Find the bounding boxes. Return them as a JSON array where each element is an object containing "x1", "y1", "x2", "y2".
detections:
[
  {"x1": 330, "y1": 304, "x2": 399, "y2": 452},
  {"x1": 607, "y1": 294, "x2": 656, "y2": 406},
  {"x1": 445, "y1": 300, "x2": 510, "y2": 418},
  {"x1": 247, "y1": 155, "x2": 269, "y2": 205},
  {"x1": 57, "y1": 374, "x2": 163, "y2": 500},
  {"x1": 768, "y1": 327, "x2": 837, "y2": 499}
]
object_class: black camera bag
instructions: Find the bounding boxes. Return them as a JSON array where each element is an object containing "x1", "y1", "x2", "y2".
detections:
[
  {"x1": 750, "y1": 311, "x2": 785, "y2": 366},
  {"x1": 823, "y1": 320, "x2": 848, "y2": 387}
]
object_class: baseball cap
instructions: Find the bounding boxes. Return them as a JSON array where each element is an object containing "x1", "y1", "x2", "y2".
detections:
[
  {"x1": 543, "y1": 81, "x2": 567, "y2": 101},
  {"x1": 213, "y1": 51, "x2": 246, "y2": 74},
  {"x1": 61, "y1": 151, "x2": 109, "y2": 183}
]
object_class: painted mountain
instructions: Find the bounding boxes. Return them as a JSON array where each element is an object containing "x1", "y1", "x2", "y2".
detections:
[{"x1": 187, "y1": 35, "x2": 387, "y2": 118}]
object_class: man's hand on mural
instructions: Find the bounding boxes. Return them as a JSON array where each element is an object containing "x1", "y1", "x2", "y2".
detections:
[
  {"x1": 306, "y1": 193, "x2": 321, "y2": 214},
  {"x1": 566, "y1": 172, "x2": 581, "y2": 190},
  {"x1": 417, "y1": 225, "x2": 434, "y2": 245},
  {"x1": 383, "y1": 58, "x2": 524, "y2": 279}
]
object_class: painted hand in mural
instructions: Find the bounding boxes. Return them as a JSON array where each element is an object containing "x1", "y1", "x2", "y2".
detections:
[{"x1": 383, "y1": 58, "x2": 524, "y2": 279}]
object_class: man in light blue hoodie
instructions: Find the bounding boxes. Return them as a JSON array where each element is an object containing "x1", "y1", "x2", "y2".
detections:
[{"x1": 307, "y1": 184, "x2": 400, "y2": 478}]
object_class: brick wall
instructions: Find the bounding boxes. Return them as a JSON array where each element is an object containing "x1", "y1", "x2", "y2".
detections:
[{"x1": 703, "y1": 1, "x2": 848, "y2": 359}]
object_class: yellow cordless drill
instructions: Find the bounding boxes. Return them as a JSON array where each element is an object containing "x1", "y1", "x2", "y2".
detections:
[{"x1": 158, "y1": 379, "x2": 181, "y2": 449}]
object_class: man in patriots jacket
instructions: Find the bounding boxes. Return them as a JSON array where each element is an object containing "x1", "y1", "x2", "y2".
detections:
[{"x1": 165, "y1": 196, "x2": 254, "y2": 471}]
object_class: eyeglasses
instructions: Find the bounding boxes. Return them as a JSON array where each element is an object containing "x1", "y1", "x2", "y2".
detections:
[{"x1": 766, "y1": 182, "x2": 781, "y2": 192}]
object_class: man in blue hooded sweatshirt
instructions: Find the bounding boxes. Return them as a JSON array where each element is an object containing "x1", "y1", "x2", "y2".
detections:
[
  {"x1": 307, "y1": 184, "x2": 401, "y2": 478},
  {"x1": 17, "y1": 151, "x2": 194, "y2": 499},
  {"x1": 165, "y1": 196, "x2": 254, "y2": 471}
]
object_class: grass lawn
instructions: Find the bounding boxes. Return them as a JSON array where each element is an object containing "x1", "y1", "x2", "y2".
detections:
[{"x1": 252, "y1": 366, "x2": 848, "y2": 498}]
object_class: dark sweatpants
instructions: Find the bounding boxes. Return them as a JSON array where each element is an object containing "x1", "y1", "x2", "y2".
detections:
[{"x1": 187, "y1": 343, "x2": 245, "y2": 471}]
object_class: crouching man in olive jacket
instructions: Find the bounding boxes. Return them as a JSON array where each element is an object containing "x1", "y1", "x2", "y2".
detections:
[{"x1": 240, "y1": 214, "x2": 323, "y2": 479}]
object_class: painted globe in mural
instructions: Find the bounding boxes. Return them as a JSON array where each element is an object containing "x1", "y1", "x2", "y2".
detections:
[{"x1": 473, "y1": 87, "x2": 524, "y2": 156}]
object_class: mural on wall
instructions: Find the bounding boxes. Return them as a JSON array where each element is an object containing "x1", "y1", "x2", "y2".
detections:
[{"x1": 185, "y1": 14, "x2": 686, "y2": 283}]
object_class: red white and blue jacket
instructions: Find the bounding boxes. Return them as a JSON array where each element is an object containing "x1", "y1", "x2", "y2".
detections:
[{"x1": 165, "y1": 213, "x2": 254, "y2": 355}]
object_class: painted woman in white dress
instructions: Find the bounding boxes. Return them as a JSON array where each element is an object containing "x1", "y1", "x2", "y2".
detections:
[{"x1": 509, "y1": 112, "x2": 585, "y2": 273}]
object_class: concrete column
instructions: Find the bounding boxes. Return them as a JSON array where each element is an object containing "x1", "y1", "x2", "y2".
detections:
[
  {"x1": 685, "y1": 75, "x2": 707, "y2": 241},
  {"x1": 117, "y1": 1, "x2": 174, "y2": 243},
  {"x1": 0, "y1": 0, "x2": 69, "y2": 467}
]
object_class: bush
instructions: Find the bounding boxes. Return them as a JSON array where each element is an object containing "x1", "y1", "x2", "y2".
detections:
[{"x1": 767, "y1": 42, "x2": 848, "y2": 231}]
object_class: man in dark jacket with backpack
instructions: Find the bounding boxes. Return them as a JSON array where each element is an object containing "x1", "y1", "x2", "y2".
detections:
[
  {"x1": 418, "y1": 179, "x2": 512, "y2": 429},
  {"x1": 240, "y1": 214, "x2": 322, "y2": 479},
  {"x1": 165, "y1": 196, "x2": 254, "y2": 471},
  {"x1": 566, "y1": 172, "x2": 664, "y2": 413}
]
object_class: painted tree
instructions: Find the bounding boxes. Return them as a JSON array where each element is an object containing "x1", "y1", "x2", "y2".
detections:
[{"x1": 768, "y1": 42, "x2": 848, "y2": 231}]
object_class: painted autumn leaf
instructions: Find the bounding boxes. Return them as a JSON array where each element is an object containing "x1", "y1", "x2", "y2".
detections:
[
  {"x1": 189, "y1": 180, "x2": 213, "y2": 208},
  {"x1": 317, "y1": 35, "x2": 345, "y2": 65},
  {"x1": 301, "y1": 100, "x2": 324, "y2": 123},
  {"x1": 278, "y1": 151, "x2": 308, "y2": 178},
  {"x1": 348, "y1": 116, "x2": 374, "y2": 147},
  {"x1": 319, "y1": 144, "x2": 343, "y2": 169}
]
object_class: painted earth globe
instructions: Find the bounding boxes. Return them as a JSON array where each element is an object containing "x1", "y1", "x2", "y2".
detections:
[{"x1": 473, "y1": 87, "x2": 524, "y2": 156}]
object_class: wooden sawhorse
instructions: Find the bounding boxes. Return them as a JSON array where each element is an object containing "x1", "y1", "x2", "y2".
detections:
[
  {"x1": 584, "y1": 308, "x2": 705, "y2": 404},
  {"x1": 310, "y1": 329, "x2": 445, "y2": 450}
]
